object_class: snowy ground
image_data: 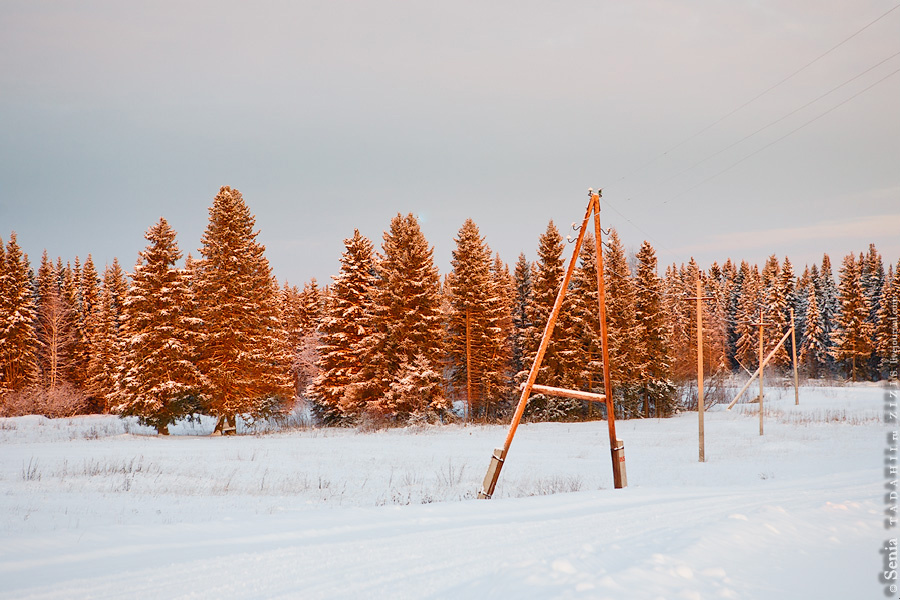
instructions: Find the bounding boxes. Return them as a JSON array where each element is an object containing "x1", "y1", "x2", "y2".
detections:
[{"x1": 0, "y1": 384, "x2": 895, "y2": 599}]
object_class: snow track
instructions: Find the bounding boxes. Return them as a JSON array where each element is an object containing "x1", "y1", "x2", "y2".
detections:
[{"x1": 0, "y1": 385, "x2": 890, "y2": 598}]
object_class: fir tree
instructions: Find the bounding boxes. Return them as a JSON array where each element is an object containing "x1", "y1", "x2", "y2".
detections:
[
  {"x1": 36, "y1": 254, "x2": 75, "y2": 390},
  {"x1": 633, "y1": 241, "x2": 676, "y2": 417},
  {"x1": 311, "y1": 230, "x2": 376, "y2": 422},
  {"x1": 569, "y1": 234, "x2": 604, "y2": 402},
  {"x1": 483, "y1": 253, "x2": 515, "y2": 419},
  {"x1": 117, "y1": 218, "x2": 202, "y2": 434},
  {"x1": 603, "y1": 229, "x2": 640, "y2": 417},
  {"x1": 0, "y1": 233, "x2": 39, "y2": 393},
  {"x1": 522, "y1": 221, "x2": 579, "y2": 420},
  {"x1": 799, "y1": 280, "x2": 827, "y2": 378},
  {"x1": 510, "y1": 253, "x2": 532, "y2": 377},
  {"x1": 830, "y1": 252, "x2": 874, "y2": 381},
  {"x1": 760, "y1": 255, "x2": 789, "y2": 367},
  {"x1": 86, "y1": 263, "x2": 127, "y2": 411},
  {"x1": 195, "y1": 186, "x2": 294, "y2": 433},
  {"x1": 61, "y1": 260, "x2": 89, "y2": 388},
  {"x1": 734, "y1": 264, "x2": 761, "y2": 371},
  {"x1": 874, "y1": 261, "x2": 899, "y2": 379},
  {"x1": 361, "y1": 213, "x2": 447, "y2": 421},
  {"x1": 446, "y1": 219, "x2": 495, "y2": 420},
  {"x1": 817, "y1": 254, "x2": 839, "y2": 371}
]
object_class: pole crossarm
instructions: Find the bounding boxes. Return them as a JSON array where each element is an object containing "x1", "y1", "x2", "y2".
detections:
[{"x1": 523, "y1": 382, "x2": 607, "y2": 404}]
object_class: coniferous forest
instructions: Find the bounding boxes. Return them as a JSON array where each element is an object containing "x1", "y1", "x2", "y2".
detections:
[{"x1": 1, "y1": 186, "x2": 898, "y2": 432}]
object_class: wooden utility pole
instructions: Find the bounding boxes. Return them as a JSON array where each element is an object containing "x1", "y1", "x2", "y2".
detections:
[
  {"x1": 749, "y1": 314, "x2": 776, "y2": 436},
  {"x1": 466, "y1": 307, "x2": 473, "y2": 423},
  {"x1": 685, "y1": 273, "x2": 714, "y2": 462},
  {"x1": 790, "y1": 308, "x2": 800, "y2": 406},
  {"x1": 593, "y1": 192, "x2": 625, "y2": 488},
  {"x1": 477, "y1": 189, "x2": 626, "y2": 498}
]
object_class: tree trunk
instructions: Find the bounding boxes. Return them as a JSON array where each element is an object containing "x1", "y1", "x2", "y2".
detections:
[{"x1": 158, "y1": 424, "x2": 170, "y2": 436}]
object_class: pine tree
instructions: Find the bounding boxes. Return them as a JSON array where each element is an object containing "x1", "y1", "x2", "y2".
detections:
[
  {"x1": 799, "y1": 281, "x2": 827, "y2": 378},
  {"x1": 734, "y1": 264, "x2": 761, "y2": 370},
  {"x1": 483, "y1": 253, "x2": 515, "y2": 419},
  {"x1": 195, "y1": 186, "x2": 294, "y2": 433},
  {"x1": 61, "y1": 260, "x2": 89, "y2": 388},
  {"x1": 633, "y1": 241, "x2": 676, "y2": 417},
  {"x1": 0, "y1": 233, "x2": 39, "y2": 393},
  {"x1": 361, "y1": 213, "x2": 447, "y2": 421},
  {"x1": 36, "y1": 253, "x2": 75, "y2": 391},
  {"x1": 521, "y1": 221, "x2": 579, "y2": 420},
  {"x1": 875, "y1": 261, "x2": 899, "y2": 379},
  {"x1": 311, "y1": 230, "x2": 376, "y2": 421},
  {"x1": 817, "y1": 254, "x2": 839, "y2": 371},
  {"x1": 569, "y1": 234, "x2": 604, "y2": 401},
  {"x1": 831, "y1": 252, "x2": 874, "y2": 381},
  {"x1": 86, "y1": 262, "x2": 127, "y2": 411},
  {"x1": 861, "y1": 244, "x2": 885, "y2": 323},
  {"x1": 446, "y1": 219, "x2": 495, "y2": 420},
  {"x1": 603, "y1": 229, "x2": 640, "y2": 417},
  {"x1": 117, "y1": 218, "x2": 203, "y2": 434},
  {"x1": 511, "y1": 253, "x2": 532, "y2": 377},
  {"x1": 760, "y1": 255, "x2": 789, "y2": 367}
]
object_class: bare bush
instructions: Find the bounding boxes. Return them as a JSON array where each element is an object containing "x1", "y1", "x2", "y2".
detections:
[{"x1": 0, "y1": 384, "x2": 91, "y2": 418}]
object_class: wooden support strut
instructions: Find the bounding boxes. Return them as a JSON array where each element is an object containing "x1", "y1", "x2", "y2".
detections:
[
  {"x1": 725, "y1": 327, "x2": 792, "y2": 410},
  {"x1": 524, "y1": 382, "x2": 607, "y2": 404},
  {"x1": 477, "y1": 193, "x2": 596, "y2": 500}
]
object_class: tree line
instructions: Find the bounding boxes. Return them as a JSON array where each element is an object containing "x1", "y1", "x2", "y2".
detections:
[{"x1": 1, "y1": 188, "x2": 898, "y2": 431}]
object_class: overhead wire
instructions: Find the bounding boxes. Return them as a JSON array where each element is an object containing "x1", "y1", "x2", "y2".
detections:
[
  {"x1": 604, "y1": 2, "x2": 900, "y2": 192},
  {"x1": 594, "y1": 3, "x2": 900, "y2": 269}
]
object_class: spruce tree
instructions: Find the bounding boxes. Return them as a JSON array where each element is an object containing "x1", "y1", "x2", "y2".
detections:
[
  {"x1": 36, "y1": 254, "x2": 75, "y2": 390},
  {"x1": 311, "y1": 230, "x2": 376, "y2": 421},
  {"x1": 817, "y1": 254, "x2": 839, "y2": 371},
  {"x1": 569, "y1": 234, "x2": 604, "y2": 400},
  {"x1": 522, "y1": 221, "x2": 579, "y2": 420},
  {"x1": 511, "y1": 253, "x2": 532, "y2": 377},
  {"x1": 87, "y1": 263, "x2": 127, "y2": 411},
  {"x1": 830, "y1": 252, "x2": 874, "y2": 381},
  {"x1": 61, "y1": 260, "x2": 89, "y2": 388},
  {"x1": 734, "y1": 264, "x2": 761, "y2": 370},
  {"x1": 799, "y1": 281, "x2": 827, "y2": 378},
  {"x1": 446, "y1": 219, "x2": 495, "y2": 420},
  {"x1": 875, "y1": 262, "x2": 899, "y2": 378},
  {"x1": 603, "y1": 229, "x2": 640, "y2": 417},
  {"x1": 361, "y1": 213, "x2": 447, "y2": 421},
  {"x1": 484, "y1": 253, "x2": 515, "y2": 419},
  {"x1": 117, "y1": 218, "x2": 202, "y2": 434},
  {"x1": 760, "y1": 255, "x2": 789, "y2": 366},
  {"x1": 195, "y1": 186, "x2": 293, "y2": 433},
  {"x1": 0, "y1": 234, "x2": 39, "y2": 393},
  {"x1": 633, "y1": 241, "x2": 675, "y2": 417}
]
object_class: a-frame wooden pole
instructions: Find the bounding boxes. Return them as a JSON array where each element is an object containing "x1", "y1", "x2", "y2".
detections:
[
  {"x1": 790, "y1": 308, "x2": 800, "y2": 406},
  {"x1": 593, "y1": 192, "x2": 626, "y2": 488},
  {"x1": 477, "y1": 195, "x2": 594, "y2": 499}
]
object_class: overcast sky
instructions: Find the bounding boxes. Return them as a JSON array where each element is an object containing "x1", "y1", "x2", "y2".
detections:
[{"x1": 2, "y1": 1, "x2": 898, "y2": 285}]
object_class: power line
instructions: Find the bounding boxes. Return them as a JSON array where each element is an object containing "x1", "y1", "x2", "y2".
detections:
[
  {"x1": 645, "y1": 49, "x2": 900, "y2": 197},
  {"x1": 604, "y1": 2, "x2": 900, "y2": 192},
  {"x1": 662, "y1": 64, "x2": 900, "y2": 205}
]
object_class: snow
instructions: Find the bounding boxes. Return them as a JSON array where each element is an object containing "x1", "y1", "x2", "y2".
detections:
[{"x1": 0, "y1": 384, "x2": 894, "y2": 599}]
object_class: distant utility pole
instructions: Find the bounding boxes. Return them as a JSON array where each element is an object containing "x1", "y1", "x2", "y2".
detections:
[
  {"x1": 749, "y1": 314, "x2": 776, "y2": 436},
  {"x1": 685, "y1": 273, "x2": 714, "y2": 462},
  {"x1": 466, "y1": 307, "x2": 473, "y2": 423},
  {"x1": 790, "y1": 308, "x2": 799, "y2": 406}
]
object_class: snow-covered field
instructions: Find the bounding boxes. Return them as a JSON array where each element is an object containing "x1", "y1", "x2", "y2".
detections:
[{"x1": 0, "y1": 384, "x2": 894, "y2": 599}]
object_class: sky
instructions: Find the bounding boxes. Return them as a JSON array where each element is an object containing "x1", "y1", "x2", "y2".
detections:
[{"x1": 1, "y1": 0, "x2": 898, "y2": 286}]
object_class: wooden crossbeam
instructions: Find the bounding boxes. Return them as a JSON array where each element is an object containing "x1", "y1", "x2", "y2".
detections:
[{"x1": 524, "y1": 383, "x2": 607, "y2": 404}]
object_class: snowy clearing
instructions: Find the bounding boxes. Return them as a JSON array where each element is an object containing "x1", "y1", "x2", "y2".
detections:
[{"x1": 0, "y1": 384, "x2": 894, "y2": 599}]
